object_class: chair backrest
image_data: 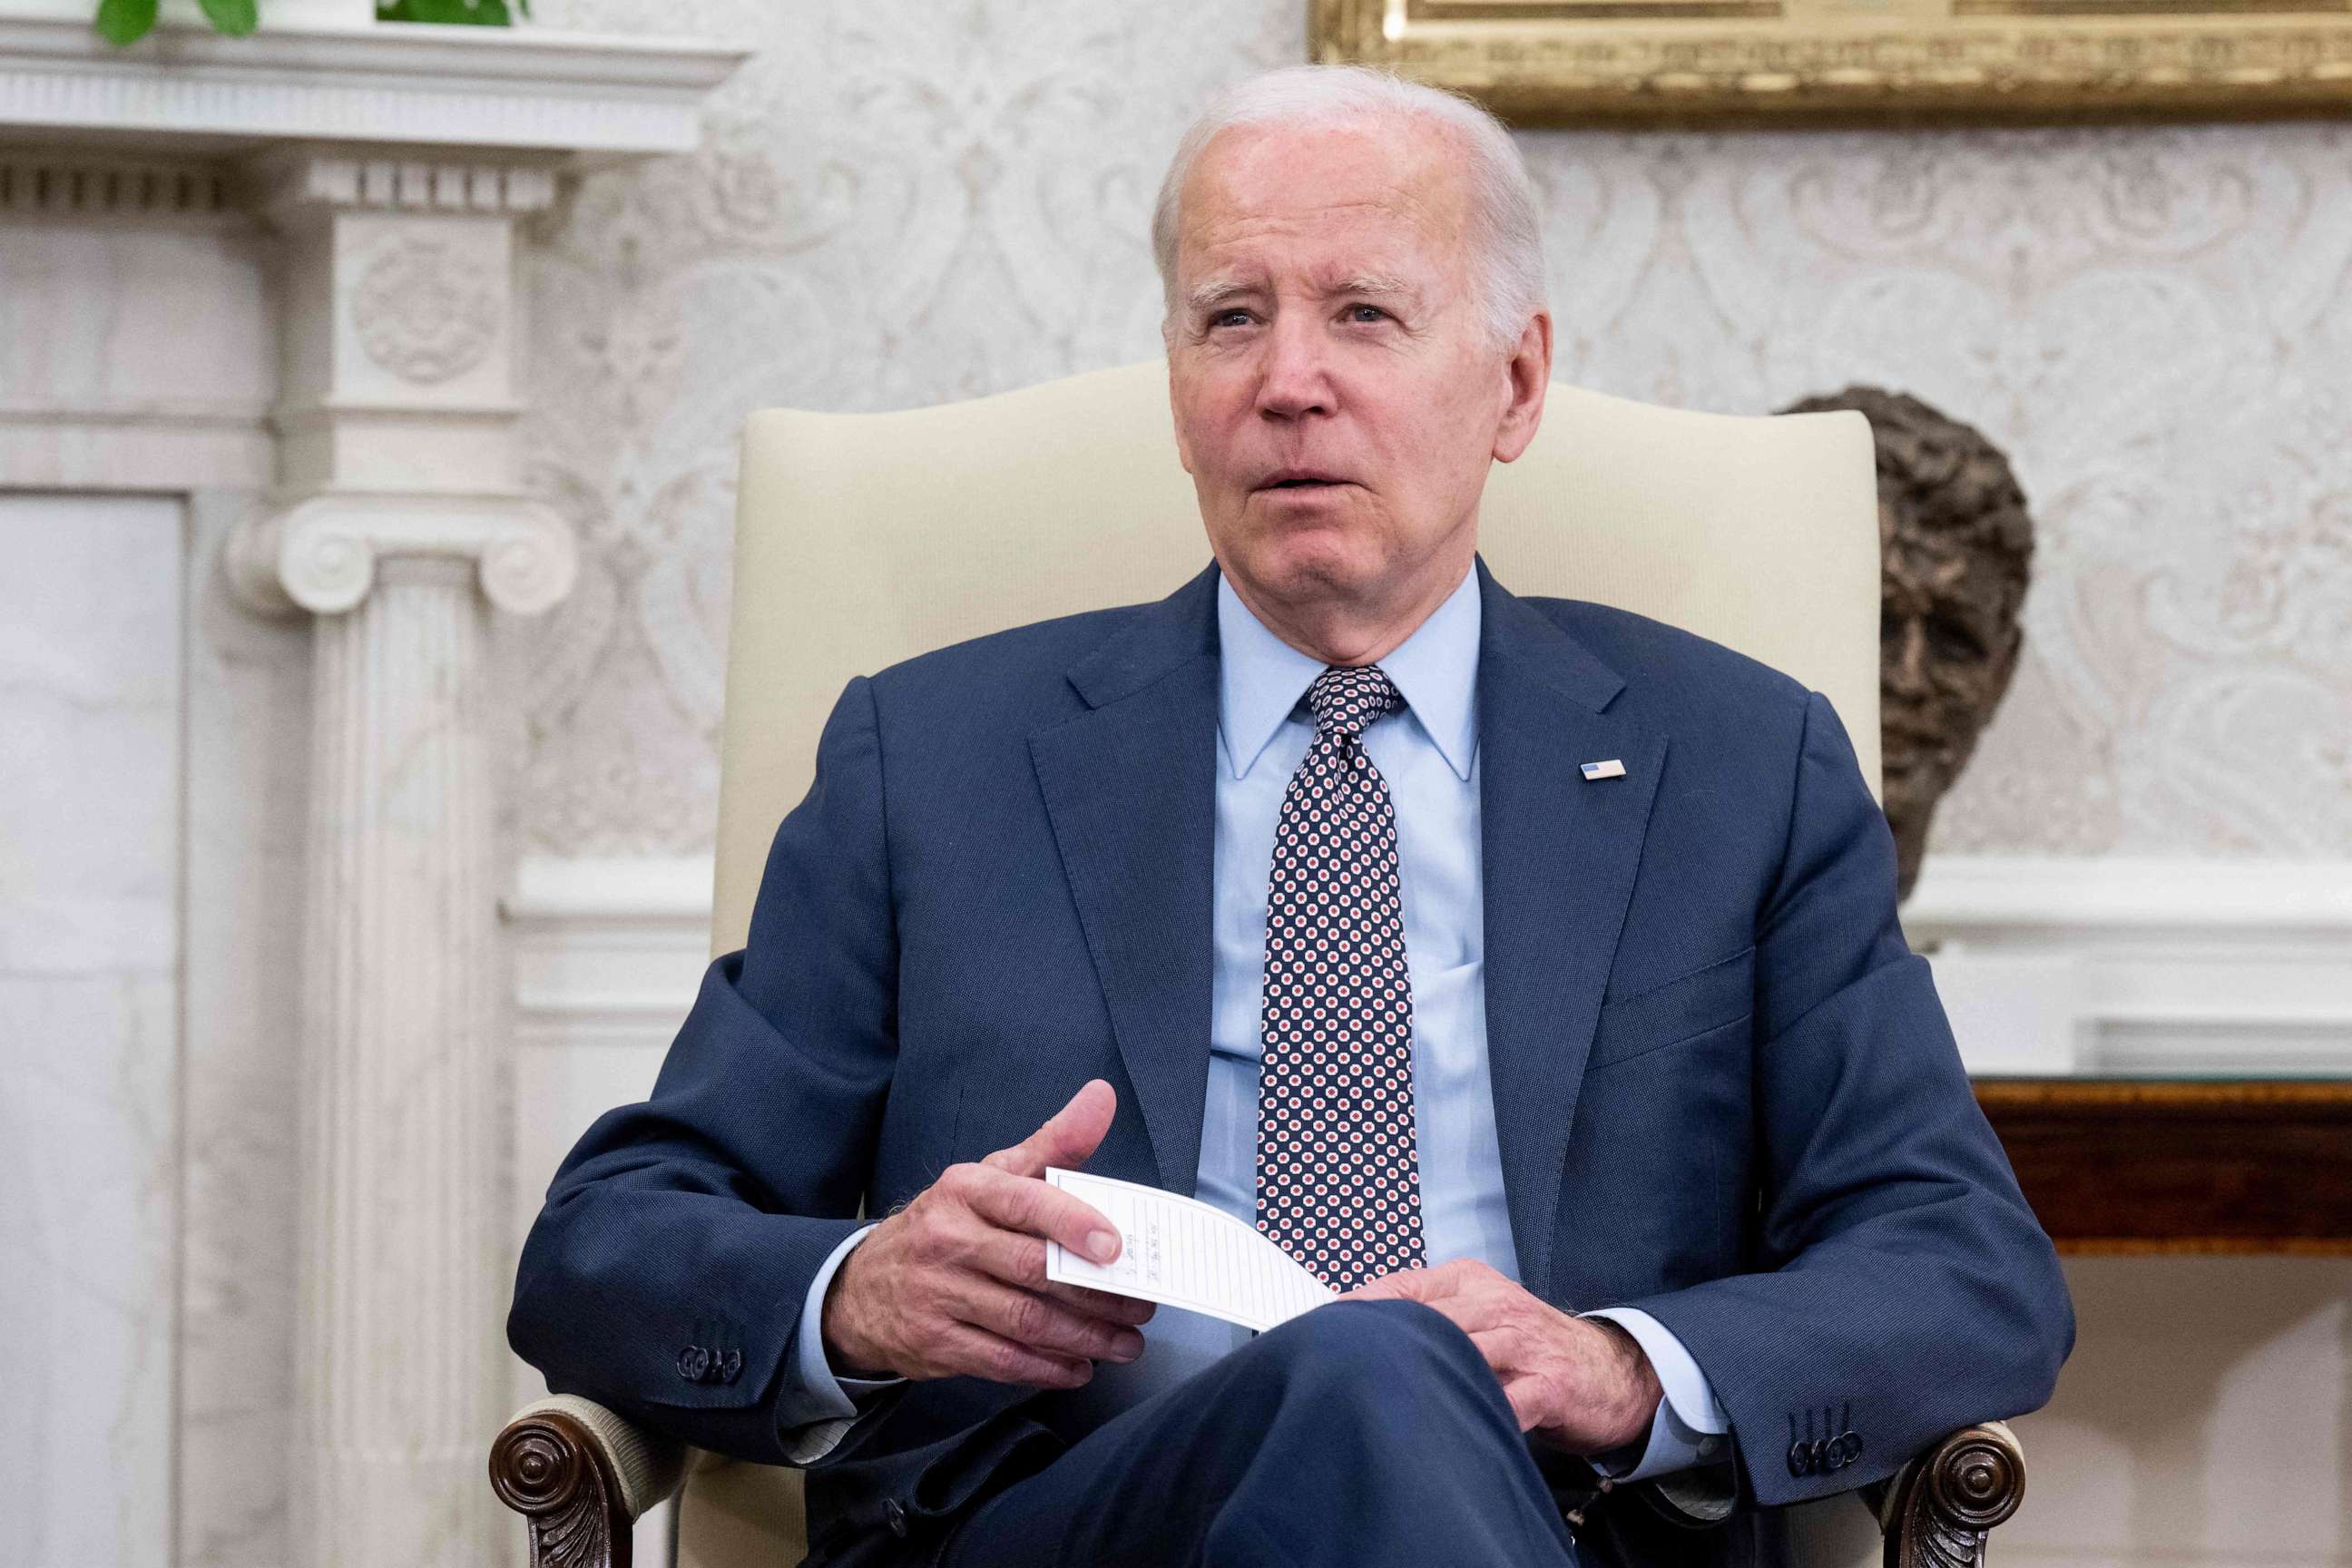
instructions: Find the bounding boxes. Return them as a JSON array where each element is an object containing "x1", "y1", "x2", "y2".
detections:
[
  {"x1": 712, "y1": 358, "x2": 1880, "y2": 956},
  {"x1": 682, "y1": 360, "x2": 1881, "y2": 1562}
]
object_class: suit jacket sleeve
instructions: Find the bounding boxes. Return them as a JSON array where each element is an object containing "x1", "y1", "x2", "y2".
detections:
[
  {"x1": 506, "y1": 675, "x2": 898, "y2": 1465},
  {"x1": 1622, "y1": 688, "x2": 2074, "y2": 1509}
]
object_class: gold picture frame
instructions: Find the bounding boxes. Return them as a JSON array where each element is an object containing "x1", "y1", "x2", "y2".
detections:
[{"x1": 1311, "y1": 0, "x2": 2352, "y2": 124}]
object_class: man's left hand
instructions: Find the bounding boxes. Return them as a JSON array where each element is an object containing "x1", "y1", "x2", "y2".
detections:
[{"x1": 1348, "y1": 1259, "x2": 1662, "y2": 1455}]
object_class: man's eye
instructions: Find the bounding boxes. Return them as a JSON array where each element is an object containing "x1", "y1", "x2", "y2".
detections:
[
  {"x1": 1346, "y1": 304, "x2": 1390, "y2": 324},
  {"x1": 1208, "y1": 309, "x2": 1252, "y2": 329}
]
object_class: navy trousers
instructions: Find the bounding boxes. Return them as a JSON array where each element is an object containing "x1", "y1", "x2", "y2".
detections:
[{"x1": 940, "y1": 1298, "x2": 1582, "y2": 1568}]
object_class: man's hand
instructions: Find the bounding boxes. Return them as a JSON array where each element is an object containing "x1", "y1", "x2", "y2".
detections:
[
  {"x1": 1348, "y1": 1259, "x2": 1661, "y2": 1455},
  {"x1": 820, "y1": 1079, "x2": 1155, "y2": 1389}
]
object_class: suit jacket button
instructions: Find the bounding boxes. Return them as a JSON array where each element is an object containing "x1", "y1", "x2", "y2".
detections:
[
  {"x1": 720, "y1": 1348, "x2": 743, "y2": 1385},
  {"x1": 678, "y1": 1346, "x2": 710, "y2": 1382},
  {"x1": 886, "y1": 1499, "x2": 909, "y2": 1538},
  {"x1": 1840, "y1": 1431, "x2": 1864, "y2": 1465},
  {"x1": 1787, "y1": 1440, "x2": 1812, "y2": 1478}
]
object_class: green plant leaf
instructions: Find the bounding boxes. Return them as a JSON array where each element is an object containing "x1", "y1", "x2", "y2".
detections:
[
  {"x1": 377, "y1": 0, "x2": 515, "y2": 22},
  {"x1": 199, "y1": 0, "x2": 258, "y2": 34},
  {"x1": 94, "y1": 0, "x2": 160, "y2": 45}
]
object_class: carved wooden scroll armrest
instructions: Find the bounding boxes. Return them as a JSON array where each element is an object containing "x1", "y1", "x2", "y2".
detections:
[
  {"x1": 491, "y1": 1397, "x2": 686, "y2": 1568},
  {"x1": 1872, "y1": 1421, "x2": 2026, "y2": 1568}
]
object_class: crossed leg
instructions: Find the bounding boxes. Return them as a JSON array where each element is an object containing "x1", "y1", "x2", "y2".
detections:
[{"x1": 941, "y1": 1297, "x2": 1581, "y2": 1568}]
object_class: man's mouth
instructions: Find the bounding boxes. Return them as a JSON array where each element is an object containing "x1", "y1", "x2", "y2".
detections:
[{"x1": 1256, "y1": 469, "x2": 1350, "y2": 492}]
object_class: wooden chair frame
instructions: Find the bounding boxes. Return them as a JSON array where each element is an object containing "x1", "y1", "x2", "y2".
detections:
[{"x1": 490, "y1": 1404, "x2": 2026, "y2": 1568}]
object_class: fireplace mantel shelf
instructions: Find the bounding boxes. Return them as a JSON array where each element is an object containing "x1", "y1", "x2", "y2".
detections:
[{"x1": 0, "y1": 15, "x2": 747, "y2": 162}]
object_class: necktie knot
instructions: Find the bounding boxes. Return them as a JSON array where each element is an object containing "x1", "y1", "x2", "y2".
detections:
[{"x1": 1306, "y1": 664, "x2": 1405, "y2": 740}]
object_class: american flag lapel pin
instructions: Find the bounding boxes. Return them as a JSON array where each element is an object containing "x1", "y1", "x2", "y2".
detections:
[{"x1": 1580, "y1": 759, "x2": 1626, "y2": 781}]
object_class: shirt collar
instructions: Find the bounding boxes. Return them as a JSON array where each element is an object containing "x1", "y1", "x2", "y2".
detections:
[{"x1": 1216, "y1": 561, "x2": 1481, "y2": 783}]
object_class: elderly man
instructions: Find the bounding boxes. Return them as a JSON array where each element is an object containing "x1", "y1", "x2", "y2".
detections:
[{"x1": 509, "y1": 64, "x2": 2072, "y2": 1568}]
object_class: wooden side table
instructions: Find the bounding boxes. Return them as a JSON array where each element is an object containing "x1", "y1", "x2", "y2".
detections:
[{"x1": 1975, "y1": 1079, "x2": 2352, "y2": 1254}]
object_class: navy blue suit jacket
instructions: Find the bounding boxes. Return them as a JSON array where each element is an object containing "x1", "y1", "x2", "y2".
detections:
[{"x1": 509, "y1": 554, "x2": 2073, "y2": 1566}]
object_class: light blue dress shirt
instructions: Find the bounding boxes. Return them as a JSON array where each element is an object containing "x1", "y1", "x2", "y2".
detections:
[{"x1": 782, "y1": 563, "x2": 1729, "y2": 1483}]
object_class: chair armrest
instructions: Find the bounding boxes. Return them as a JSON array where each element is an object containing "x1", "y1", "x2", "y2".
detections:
[
  {"x1": 489, "y1": 1396, "x2": 689, "y2": 1568},
  {"x1": 1868, "y1": 1421, "x2": 2025, "y2": 1568}
]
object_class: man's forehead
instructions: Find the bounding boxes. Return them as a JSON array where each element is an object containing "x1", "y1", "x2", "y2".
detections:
[
  {"x1": 1181, "y1": 118, "x2": 1466, "y2": 235},
  {"x1": 1175, "y1": 118, "x2": 1469, "y2": 279}
]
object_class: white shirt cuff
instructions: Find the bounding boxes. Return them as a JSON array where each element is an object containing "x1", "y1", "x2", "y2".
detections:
[
  {"x1": 781, "y1": 1223, "x2": 906, "y2": 1431},
  {"x1": 1581, "y1": 1307, "x2": 1730, "y2": 1484}
]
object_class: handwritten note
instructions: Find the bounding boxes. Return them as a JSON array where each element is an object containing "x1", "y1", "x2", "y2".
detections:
[{"x1": 1044, "y1": 1168, "x2": 1335, "y2": 1333}]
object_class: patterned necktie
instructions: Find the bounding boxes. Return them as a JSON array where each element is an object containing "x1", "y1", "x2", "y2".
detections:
[{"x1": 1252, "y1": 663, "x2": 1427, "y2": 1294}]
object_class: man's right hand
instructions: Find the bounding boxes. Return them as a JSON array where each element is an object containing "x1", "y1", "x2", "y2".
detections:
[{"x1": 820, "y1": 1078, "x2": 1155, "y2": 1389}]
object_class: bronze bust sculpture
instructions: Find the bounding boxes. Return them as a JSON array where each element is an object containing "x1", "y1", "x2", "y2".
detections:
[{"x1": 1778, "y1": 388, "x2": 2034, "y2": 901}]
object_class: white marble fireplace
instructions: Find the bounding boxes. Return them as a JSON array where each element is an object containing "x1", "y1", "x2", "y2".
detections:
[
  {"x1": 1, "y1": 490, "x2": 186, "y2": 1567},
  {"x1": 0, "y1": 15, "x2": 741, "y2": 1566}
]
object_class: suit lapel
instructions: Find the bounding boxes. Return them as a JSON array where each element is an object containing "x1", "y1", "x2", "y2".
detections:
[
  {"x1": 1475, "y1": 557, "x2": 1668, "y2": 1299},
  {"x1": 1028, "y1": 561, "x2": 1222, "y2": 1193}
]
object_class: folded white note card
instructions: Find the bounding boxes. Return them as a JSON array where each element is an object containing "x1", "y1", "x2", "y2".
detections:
[{"x1": 1044, "y1": 1168, "x2": 1335, "y2": 1333}]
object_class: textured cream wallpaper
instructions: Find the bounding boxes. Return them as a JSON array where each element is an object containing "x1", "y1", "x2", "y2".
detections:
[{"x1": 517, "y1": 0, "x2": 2352, "y2": 862}]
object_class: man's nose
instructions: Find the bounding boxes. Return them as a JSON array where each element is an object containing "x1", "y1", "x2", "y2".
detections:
[
  {"x1": 1256, "y1": 315, "x2": 1334, "y2": 421},
  {"x1": 1885, "y1": 616, "x2": 1932, "y2": 700}
]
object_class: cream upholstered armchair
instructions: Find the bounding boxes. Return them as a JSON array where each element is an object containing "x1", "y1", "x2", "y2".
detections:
[{"x1": 490, "y1": 360, "x2": 2028, "y2": 1568}]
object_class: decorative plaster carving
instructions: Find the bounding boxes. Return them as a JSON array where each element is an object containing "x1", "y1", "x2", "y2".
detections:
[
  {"x1": 353, "y1": 236, "x2": 505, "y2": 384},
  {"x1": 230, "y1": 495, "x2": 579, "y2": 618},
  {"x1": 480, "y1": 505, "x2": 584, "y2": 613},
  {"x1": 256, "y1": 152, "x2": 562, "y2": 219},
  {"x1": 0, "y1": 152, "x2": 230, "y2": 215}
]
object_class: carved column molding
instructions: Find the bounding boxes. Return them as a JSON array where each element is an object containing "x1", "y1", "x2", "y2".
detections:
[
  {"x1": 228, "y1": 147, "x2": 576, "y2": 1568},
  {"x1": 229, "y1": 491, "x2": 577, "y2": 617}
]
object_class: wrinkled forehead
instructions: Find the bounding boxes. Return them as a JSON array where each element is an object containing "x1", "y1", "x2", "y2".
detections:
[{"x1": 1173, "y1": 116, "x2": 1475, "y2": 281}]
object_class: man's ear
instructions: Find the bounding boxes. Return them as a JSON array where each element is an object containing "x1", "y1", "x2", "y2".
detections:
[{"x1": 1492, "y1": 310, "x2": 1553, "y2": 466}]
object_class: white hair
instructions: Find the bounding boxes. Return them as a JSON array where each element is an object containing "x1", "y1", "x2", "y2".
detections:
[{"x1": 1151, "y1": 64, "x2": 1545, "y2": 350}]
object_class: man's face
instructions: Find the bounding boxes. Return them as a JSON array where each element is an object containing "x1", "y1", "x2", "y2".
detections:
[
  {"x1": 1878, "y1": 502, "x2": 2025, "y2": 840},
  {"x1": 1166, "y1": 118, "x2": 1545, "y2": 621}
]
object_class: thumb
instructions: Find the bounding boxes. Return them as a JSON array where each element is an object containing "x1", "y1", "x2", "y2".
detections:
[{"x1": 985, "y1": 1078, "x2": 1117, "y2": 1178}]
